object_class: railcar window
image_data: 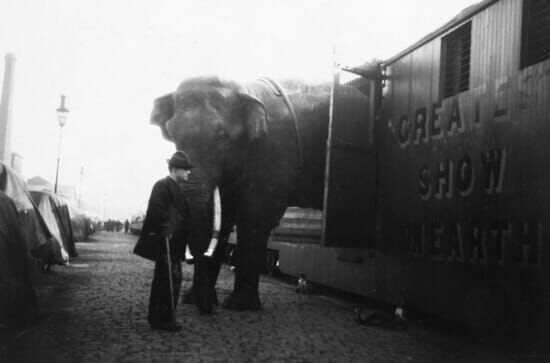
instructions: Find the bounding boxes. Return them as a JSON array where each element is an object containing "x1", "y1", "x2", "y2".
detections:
[
  {"x1": 521, "y1": 0, "x2": 550, "y2": 69},
  {"x1": 440, "y1": 22, "x2": 471, "y2": 99}
]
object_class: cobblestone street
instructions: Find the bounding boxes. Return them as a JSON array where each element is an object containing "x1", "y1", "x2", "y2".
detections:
[{"x1": 2, "y1": 232, "x2": 540, "y2": 362}]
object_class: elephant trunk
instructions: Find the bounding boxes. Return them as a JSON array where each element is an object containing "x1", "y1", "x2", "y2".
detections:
[
  {"x1": 181, "y1": 167, "x2": 215, "y2": 260},
  {"x1": 180, "y1": 165, "x2": 219, "y2": 313}
]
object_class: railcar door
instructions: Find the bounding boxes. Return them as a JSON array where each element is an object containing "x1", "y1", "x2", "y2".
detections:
[{"x1": 322, "y1": 66, "x2": 381, "y2": 247}]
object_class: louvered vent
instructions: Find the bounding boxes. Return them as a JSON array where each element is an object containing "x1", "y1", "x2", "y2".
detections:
[
  {"x1": 440, "y1": 22, "x2": 471, "y2": 99},
  {"x1": 521, "y1": 0, "x2": 550, "y2": 69}
]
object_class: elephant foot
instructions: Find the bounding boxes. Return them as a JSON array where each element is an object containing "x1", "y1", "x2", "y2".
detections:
[
  {"x1": 181, "y1": 289, "x2": 218, "y2": 306},
  {"x1": 198, "y1": 301, "x2": 213, "y2": 315},
  {"x1": 196, "y1": 291, "x2": 215, "y2": 315},
  {"x1": 222, "y1": 292, "x2": 262, "y2": 311},
  {"x1": 180, "y1": 289, "x2": 196, "y2": 305}
]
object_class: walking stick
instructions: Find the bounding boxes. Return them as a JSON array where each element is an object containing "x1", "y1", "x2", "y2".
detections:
[{"x1": 165, "y1": 236, "x2": 176, "y2": 323}]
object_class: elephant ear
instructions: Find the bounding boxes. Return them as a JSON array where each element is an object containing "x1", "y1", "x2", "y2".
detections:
[
  {"x1": 150, "y1": 93, "x2": 175, "y2": 141},
  {"x1": 240, "y1": 93, "x2": 268, "y2": 141}
]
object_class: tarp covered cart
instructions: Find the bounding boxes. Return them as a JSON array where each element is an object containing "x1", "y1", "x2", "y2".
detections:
[
  {"x1": 0, "y1": 163, "x2": 64, "y2": 267},
  {"x1": 29, "y1": 189, "x2": 77, "y2": 261}
]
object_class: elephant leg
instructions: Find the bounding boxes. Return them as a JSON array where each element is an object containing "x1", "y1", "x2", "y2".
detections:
[
  {"x1": 208, "y1": 220, "x2": 232, "y2": 288},
  {"x1": 223, "y1": 226, "x2": 270, "y2": 310},
  {"x1": 181, "y1": 226, "x2": 231, "y2": 307},
  {"x1": 194, "y1": 256, "x2": 213, "y2": 314},
  {"x1": 207, "y1": 186, "x2": 236, "y2": 303},
  {"x1": 180, "y1": 181, "x2": 216, "y2": 310}
]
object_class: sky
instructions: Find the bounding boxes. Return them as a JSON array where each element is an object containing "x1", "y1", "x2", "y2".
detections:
[{"x1": 0, "y1": 0, "x2": 479, "y2": 219}]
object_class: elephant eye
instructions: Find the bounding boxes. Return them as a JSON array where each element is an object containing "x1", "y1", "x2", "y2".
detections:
[
  {"x1": 180, "y1": 96, "x2": 202, "y2": 108},
  {"x1": 181, "y1": 99, "x2": 196, "y2": 108},
  {"x1": 215, "y1": 128, "x2": 229, "y2": 140}
]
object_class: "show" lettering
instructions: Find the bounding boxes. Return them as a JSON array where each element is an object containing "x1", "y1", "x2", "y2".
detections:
[{"x1": 481, "y1": 148, "x2": 506, "y2": 194}]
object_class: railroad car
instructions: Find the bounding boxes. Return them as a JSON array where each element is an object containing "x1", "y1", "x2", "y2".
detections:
[{"x1": 227, "y1": 0, "x2": 549, "y2": 344}]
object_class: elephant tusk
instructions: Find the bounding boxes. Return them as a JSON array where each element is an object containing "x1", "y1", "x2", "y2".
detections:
[
  {"x1": 185, "y1": 244, "x2": 194, "y2": 262},
  {"x1": 203, "y1": 238, "x2": 218, "y2": 257},
  {"x1": 185, "y1": 238, "x2": 218, "y2": 261}
]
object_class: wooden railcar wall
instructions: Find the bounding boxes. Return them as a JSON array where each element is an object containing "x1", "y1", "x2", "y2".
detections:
[{"x1": 380, "y1": 0, "x2": 549, "y2": 333}]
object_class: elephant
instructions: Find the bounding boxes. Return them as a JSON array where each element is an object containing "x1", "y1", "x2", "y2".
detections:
[{"x1": 150, "y1": 76, "x2": 331, "y2": 311}]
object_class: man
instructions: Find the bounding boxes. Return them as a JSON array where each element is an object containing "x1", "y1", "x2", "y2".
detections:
[{"x1": 133, "y1": 151, "x2": 193, "y2": 332}]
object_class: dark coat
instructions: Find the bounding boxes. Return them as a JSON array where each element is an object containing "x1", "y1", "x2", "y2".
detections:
[{"x1": 133, "y1": 176, "x2": 189, "y2": 261}]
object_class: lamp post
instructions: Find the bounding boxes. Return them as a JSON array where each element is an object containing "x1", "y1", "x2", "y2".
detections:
[{"x1": 54, "y1": 95, "x2": 69, "y2": 194}]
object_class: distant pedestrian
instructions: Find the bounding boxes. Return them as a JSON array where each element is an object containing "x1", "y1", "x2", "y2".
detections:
[
  {"x1": 133, "y1": 151, "x2": 193, "y2": 332},
  {"x1": 124, "y1": 219, "x2": 130, "y2": 234}
]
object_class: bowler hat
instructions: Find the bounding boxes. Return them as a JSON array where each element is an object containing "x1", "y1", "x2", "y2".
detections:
[{"x1": 167, "y1": 151, "x2": 194, "y2": 170}]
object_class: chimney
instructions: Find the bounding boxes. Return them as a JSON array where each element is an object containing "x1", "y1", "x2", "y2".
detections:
[{"x1": 0, "y1": 53, "x2": 16, "y2": 163}]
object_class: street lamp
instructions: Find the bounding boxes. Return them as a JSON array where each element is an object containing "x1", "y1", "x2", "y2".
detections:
[{"x1": 54, "y1": 95, "x2": 69, "y2": 194}]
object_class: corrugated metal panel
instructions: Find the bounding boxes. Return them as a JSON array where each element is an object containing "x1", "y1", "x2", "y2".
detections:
[
  {"x1": 411, "y1": 42, "x2": 435, "y2": 107},
  {"x1": 275, "y1": 241, "x2": 377, "y2": 296},
  {"x1": 384, "y1": 0, "x2": 500, "y2": 65},
  {"x1": 383, "y1": 0, "x2": 500, "y2": 65}
]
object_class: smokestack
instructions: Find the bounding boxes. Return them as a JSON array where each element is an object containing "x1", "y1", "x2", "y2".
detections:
[{"x1": 0, "y1": 53, "x2": 16, "y2": 163}]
